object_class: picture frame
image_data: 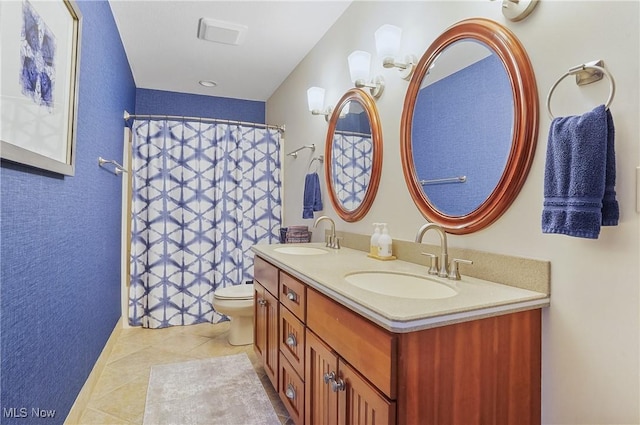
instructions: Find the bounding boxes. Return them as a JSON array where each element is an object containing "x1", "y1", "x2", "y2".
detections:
[{"x1": 0, "y1": 0, "x2": 82, "y2": 176}]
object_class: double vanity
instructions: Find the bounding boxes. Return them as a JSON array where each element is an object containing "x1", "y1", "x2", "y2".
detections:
[
  {"x1": 255, "y1": 14, "x2": 548, "y2": 425},
  {"x1": 252, "y1": 241, "x2": 549, "y2": 425}
]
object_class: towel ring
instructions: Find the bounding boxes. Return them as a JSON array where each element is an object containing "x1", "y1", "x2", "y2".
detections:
[
  {"x1": 546, "y1": 63, "x2": 615, "y2": 119},
  {"x1": 308, "y1": 155, "x2": 324, "y2": 173}
]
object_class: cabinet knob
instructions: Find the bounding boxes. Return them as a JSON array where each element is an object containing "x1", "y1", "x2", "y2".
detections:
[
  {"x1": 323, "y1": 371, "x2": 336, "y2": 384},
  {"x1": 258, "y1": 298, "x2": 267, "y2": 306},
  {"x1": 286, "y1": 291, "x2": 297, "y2": 302},
  {"x1": 331, "y1": 378, "x2": 346, "y2": 392},
  {"x1": 286, "y1": 333, "x2": 297, "y2": 348},
  {"x1": 285, "y1": 383, "x2": 296, "y2": 400}
]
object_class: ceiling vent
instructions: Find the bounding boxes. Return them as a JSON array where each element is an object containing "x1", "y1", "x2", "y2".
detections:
[{"x1": 197, "y1": 18, "x2": 247, "y2": 46}]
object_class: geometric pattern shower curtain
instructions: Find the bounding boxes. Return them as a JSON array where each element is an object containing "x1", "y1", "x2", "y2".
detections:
[
  {"x1": 331, "y1": 132, "x2": 372, "y2": 211},
  {"x1": 128, "y1": 119, "x2": 282, "y2": 328}
]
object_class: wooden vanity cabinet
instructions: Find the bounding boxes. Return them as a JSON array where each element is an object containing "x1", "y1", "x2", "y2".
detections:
[
  {"x1": 253, "y1": 255, "x2": 542, "y2": 425},
  {"x1": 306, "y1": 286, "x2": 541, "y2": 425},
  {"x1": 254, "y1": 257, "x2": 279, "y2": 389}
]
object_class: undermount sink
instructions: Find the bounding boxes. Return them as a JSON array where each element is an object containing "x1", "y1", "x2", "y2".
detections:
[
  {"x1": 344, "y1": 271, "x2": 458, "y2": 299},
  {"x1": 274, "y1": 246, "x2": 328, "y2": 255}
]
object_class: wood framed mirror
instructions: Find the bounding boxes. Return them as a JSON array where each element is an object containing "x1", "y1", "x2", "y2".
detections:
[
  {"x1": 401, "y1": 18, "x2": 538, "y2": 234},
  {"x1": 325, "y1": 88, "x2": 383, "y2": 222}
]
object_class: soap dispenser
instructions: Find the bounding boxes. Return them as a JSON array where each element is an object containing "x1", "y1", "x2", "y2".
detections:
[
  {"x1": 370, "y1": 223, "x2": 381, "y2": 256},
  {"x1": 377, "y1": 223, "x2": 393, "y2": 258}
]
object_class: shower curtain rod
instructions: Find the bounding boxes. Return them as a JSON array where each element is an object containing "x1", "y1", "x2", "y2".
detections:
[{"x1": 123, "y1": 110, "x2": 285, "y2": 133}]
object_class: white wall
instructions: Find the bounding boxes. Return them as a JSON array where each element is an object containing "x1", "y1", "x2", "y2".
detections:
[{"x1": 267, "y1": 1, "x2": 639, "y2": 423}]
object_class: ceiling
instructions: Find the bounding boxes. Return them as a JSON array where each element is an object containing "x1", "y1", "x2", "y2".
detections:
[{"x1": 109, "y1": 1, "x2": 353, "y2": 102}]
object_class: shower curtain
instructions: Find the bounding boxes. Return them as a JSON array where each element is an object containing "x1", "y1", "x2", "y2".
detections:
[
  {"x1": 128, "y1": 119, "x2": 281, "y2": 328},
  {"x1": 331, "y1": 132, "x2": 373, "y2": 210}
]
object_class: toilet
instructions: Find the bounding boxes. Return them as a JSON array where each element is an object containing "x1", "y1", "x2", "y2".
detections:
[{"x1": 213, "y1": 284, "x2": 255, "y2": 346}]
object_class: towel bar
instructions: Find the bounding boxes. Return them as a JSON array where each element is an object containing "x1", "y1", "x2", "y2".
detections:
[
  {"x1": 287, "y1": 144, "x2": 315, "y2": 159},
  {"x1": 420, "y1": 176, "x2": 466, "y2": 185},
  {"x1": 546, "y1": 60, "x2": 615, "y2": 119},
  {"x1": 98, "y1": 157, "x2": 127, "y2": 176}
]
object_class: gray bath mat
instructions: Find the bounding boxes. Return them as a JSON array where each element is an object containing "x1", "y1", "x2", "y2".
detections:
[{"x1": 143, "y1": 353, "x2": 280, "y2": 425}]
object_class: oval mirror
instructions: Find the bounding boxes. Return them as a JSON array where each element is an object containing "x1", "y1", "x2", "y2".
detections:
[
  {"x1": 401, "y1": 18, "x2": 538, "y2": 234},
  {"x1": 325, "y1": 88, "x2": 383, "y2": 222}
]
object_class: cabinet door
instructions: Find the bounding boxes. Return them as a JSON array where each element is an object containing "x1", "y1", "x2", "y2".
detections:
[
  {"x1": 254, "y1": 283, "x2": 266, "y2": 361},
  {"x1": 279, "y1": 353, "x2": 305, "y2": 425},
  {"x1": 264, "y1": 288, "x2": 279, "y2": 388},
  {"x1": 305, "y1": 329, "x2": 339, "y2": 425},
  {"x1": 255, "y1": 281, "x2": 279, "y2": 388},
  {"x1": 338, "y1": 359, "x2": 396, "y2": 425}
]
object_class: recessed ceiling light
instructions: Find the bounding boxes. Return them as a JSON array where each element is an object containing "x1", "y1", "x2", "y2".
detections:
[{"x1": 199, "y1": 80, "x2": 218, "y2": 88}]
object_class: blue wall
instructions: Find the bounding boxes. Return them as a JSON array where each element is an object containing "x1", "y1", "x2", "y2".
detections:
[
  {"x1": 136, "y1": 88, "x2": 265, "y2": 123},
  {"x1": 0, "y1": 1, "x2": 135, "y2": 423},
  {"x1": 336, "y1": 111, "x2": 370, "y2": 134},
  {"x1": 412, "y1": 53, "x2": 513, "y2": 216}
]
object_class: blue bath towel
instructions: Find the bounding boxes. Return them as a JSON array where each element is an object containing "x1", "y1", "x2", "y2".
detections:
[
  {"x1": 542, "y1": 104, "x2": 619, "y2": 239},
  {"x1": 302, "y1": 172, "x2": 323, "y2": 219}
]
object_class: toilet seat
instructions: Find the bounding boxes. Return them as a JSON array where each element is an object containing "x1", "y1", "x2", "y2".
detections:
[{"x1": 214, "y1": 284, "x2": 254, "y2": 300}]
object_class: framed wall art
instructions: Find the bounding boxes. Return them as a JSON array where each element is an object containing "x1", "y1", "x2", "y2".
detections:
[{"x1": 0, "y1": 0, "x2": 82, "y2": 176}]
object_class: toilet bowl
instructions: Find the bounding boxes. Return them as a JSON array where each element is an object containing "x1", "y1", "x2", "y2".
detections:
[{"x1": 213, "y1": 284, "x2": 254, "y2": 346}]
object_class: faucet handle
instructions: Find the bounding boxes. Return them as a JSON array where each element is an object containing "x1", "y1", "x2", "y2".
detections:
[
  {"x1": 325, "y1": 234, "x2": 333, "y2": 248},
  {"x1": 420, "y1": 252, "x2": 439, "y2": 275},
  {"x1": 448, "y1": 258, "x2": 473, "y2": 280}
]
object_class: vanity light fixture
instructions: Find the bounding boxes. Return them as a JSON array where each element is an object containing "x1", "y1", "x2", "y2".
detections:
[
  {"x1": 375, "y1": 24, "x2": 416, "y2": 80},
  {"x1": 347, "y1": 50, "x2": 384, "y2": 99},
  {"x1": 493, "y1": 0, "x2": 539, "y2": 22},
  {"x1": 307, "y1": 87, "x2": 333, "y2": 121}
]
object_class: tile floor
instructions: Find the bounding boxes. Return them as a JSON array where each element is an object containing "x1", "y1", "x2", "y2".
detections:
[{"x1": 74, "y1": 322, "x2": 292, "y2": 425}]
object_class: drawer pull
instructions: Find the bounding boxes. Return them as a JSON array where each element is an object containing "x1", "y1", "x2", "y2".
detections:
[
  {"x1": 323, "y1": 371, "x2": 336, "y2": 384},
  {"x1": 258, "y1": 298, "x2": 267, "y2": 306},
  {"x1": 286, "y1": 291, "x2": 297, "y2": 302},
  {"x1": 331, "y1": 378, "x2": 346, "y2": 392},
  {"x1": 286, "y1": 333, "x2": 297, "y2": 348},
  {"x1": 285, "y1": 383, "x2": 296, "y2": 400}
]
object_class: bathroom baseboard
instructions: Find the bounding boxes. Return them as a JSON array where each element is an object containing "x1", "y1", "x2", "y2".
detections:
[{"x1": 64, "y1": 317, "x2": 123, "y2": 425}]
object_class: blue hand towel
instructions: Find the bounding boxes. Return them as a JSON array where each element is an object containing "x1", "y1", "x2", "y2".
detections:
[
  {"x1": 302, "y1": 172, "x2": 323, "y2": 219},
  {"x1": 542, "y1": 105, "x2": 619, "y2": 239}
]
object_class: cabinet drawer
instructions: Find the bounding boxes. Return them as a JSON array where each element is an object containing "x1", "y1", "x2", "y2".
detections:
[
  {"x1": 307, "y1": 288, "x2": 397, "y2": 399},
  {"x1": 280, "y1": 306, "x2": 305, "y2": 378},
  {"x1": 254, "y1": 256, "x2": 278, "y2": 296},
  {"x1": 279, "y1": 271, "x2": 306, "y2": 321},
  {"x1": 279, "y1": 353, "x2": 305, "y2": 425}
]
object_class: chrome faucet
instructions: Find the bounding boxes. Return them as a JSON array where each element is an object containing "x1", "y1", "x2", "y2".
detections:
[
  {"x1": 314, "y1": 215, "x2": 340, "y2": 249},
  {"x1": 415, "y1": 223, "x2": 449, "y2": 278}
]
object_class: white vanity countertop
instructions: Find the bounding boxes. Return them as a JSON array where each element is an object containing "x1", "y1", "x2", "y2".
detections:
[{"x1": 252, "y1": 243, "x2": 550, "y2": 333}]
